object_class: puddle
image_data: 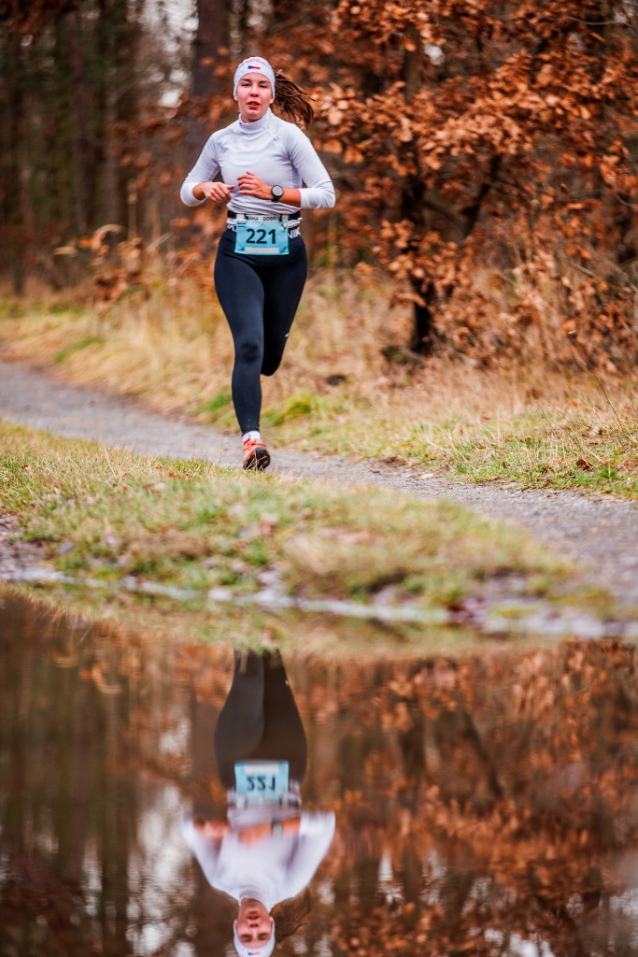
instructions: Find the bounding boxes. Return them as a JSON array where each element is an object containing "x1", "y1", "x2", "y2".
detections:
[{"x1": 2, "y1": 592, "x2": 638, "y2": 955}]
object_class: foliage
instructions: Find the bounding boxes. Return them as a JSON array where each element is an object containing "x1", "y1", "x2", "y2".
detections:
[{"x1": 293, "y1": 0, "x2": 638, "y2": 368}]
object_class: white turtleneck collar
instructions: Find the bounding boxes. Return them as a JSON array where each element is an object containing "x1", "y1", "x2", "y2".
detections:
[{"x1": 238, "y1": 107, "x2": 273, "y2": 134}]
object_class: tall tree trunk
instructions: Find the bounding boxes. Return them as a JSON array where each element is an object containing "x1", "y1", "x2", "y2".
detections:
[
  {"x1": 93, "y1": 0, "x2": 113, "y2": 224},
  {"x1": 188, "y1": 0, "x2": 228, "y2": 167},
  {"x1": 52, "y1": 16, "x2": 75, "y2": 238},
  {"x1": 68, "y1": 9, "x2": 91, "y2": 234},
  {"x1": 96, "y1": 0, "x2": 121, "y2": 225},
  {"x1": 6, "y1": 31, "x2": 25, "y2": 294},
  {"x1": 113, "y1": 0, "x2": 141, "y2": 234},
  {"x1": 103, "y1": 86, "x2": 119, "y2": 223}
]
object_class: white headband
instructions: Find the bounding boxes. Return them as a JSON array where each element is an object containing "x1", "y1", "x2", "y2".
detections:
[
  {"x1": 233, "y1": 919, "x2": 276, "y2": 957},
  {"x1": 233, "y1": 57, "x2": 276, "y2": 98}
]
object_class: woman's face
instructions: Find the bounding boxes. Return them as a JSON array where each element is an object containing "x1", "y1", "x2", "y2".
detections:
[
  {"x1": 235, "y1": 73, "x2": 273, "y2": 122},
  {"x1": 235, "y1": 898, "x2": 274, "y2": 947}
]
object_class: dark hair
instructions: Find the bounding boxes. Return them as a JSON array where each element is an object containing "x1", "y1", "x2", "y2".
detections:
[
  {"x1": 273, "y1": 72, "x2": 314, "y2": 128},
  {"x1": 271, "y1": 887, "x2": 312, "y2": 942}
]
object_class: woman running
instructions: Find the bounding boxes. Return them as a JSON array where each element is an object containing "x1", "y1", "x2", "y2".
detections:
[{"x1": 180, "y1": 56, "x2": 336, "y2": 470}]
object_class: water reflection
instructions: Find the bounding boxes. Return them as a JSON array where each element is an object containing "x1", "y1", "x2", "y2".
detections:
[
  {"x1": 183, "y1": 651, "x2": 334, "y2": 955},
  {"x1": 3, "y1": 591, "x2": 638, "y2": 955}
]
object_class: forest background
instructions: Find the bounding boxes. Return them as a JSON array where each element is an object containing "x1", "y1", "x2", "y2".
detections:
[{"x1": 1, "y1": 0, "x2": 637, "y2": 496}]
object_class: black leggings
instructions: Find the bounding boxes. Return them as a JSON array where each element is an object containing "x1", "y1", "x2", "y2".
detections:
[
  {"x1": 214, "y1": 229, "x2": 308, "y2": 434},
  {"x1": 213, "y1": 652, "x2": 308, "y2": 791}
]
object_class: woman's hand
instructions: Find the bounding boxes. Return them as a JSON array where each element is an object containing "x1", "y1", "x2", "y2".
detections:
[
  {"x1": 194, "y1": 181, "x2": 235, "y2": 202},
  {"x1": 237, "y1": 172, "x2": 271, "y2": 200},
  {"x1": 194, "y1": 820, "x2": 229, "y2": 840},
  {"x1": 238, "y1": 822, "x2": 272, "y2": 846},
  {"x1": 237, "y1": 174, "x2": 301, "y2": 206}
]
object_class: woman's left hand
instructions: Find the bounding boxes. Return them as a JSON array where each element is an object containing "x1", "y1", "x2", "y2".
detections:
[{"x1": 237, "y1": 171, "x2": 271, "y2": 200}]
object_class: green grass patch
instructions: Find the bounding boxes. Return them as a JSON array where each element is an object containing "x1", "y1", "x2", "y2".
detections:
[
  {"x1": 49, "y1": 303, "x2": 84, "y2": 316},
  {"x1": 268, "y1": 404, "x2": 638, "y2": 499},
  {"x1": 412, "y1": 408, "x2": 638, "y2": 498},
  {"x1": 0, "y1": 422, "x2": 568, "y2": 613},
  {"x1": 55, "y1": 336, "x2": 103, "y2": 364},
  {"x1": 444, "y1": 421, "x2": 638, "y2": 496},
  {"x1": 0, "y1": 302, "x2": 27, "y2": 320},
  {"x1": 201, "y1": 389, "x2": 233, "y2": 421},
  {"x1": 264, "y1": 389, "x2": 320, "y2": 426},
  {"x1": 263, "y1": 390, "x2": 352, "y2": 429}
]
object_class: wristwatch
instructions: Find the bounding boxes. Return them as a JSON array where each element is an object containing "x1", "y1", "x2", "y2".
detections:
[{"x1": 271, "y1": 185, "x2": 284, "y2": 202}]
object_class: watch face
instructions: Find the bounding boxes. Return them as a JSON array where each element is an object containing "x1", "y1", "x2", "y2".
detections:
[{"x1": 271, "y1": 185, "x2": 284, "y2": 201}]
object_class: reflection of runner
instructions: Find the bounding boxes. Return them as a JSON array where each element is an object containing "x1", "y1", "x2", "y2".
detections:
[
  {"x1": 214, "y1": 650, "x2": 307, "y2": 791},
  {"x1": 182, "y1": 652, "x2": 335, "y2": 955}
]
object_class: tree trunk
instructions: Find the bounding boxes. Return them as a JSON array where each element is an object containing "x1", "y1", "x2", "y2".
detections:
[
  {"x1": 408, "y1": 159, "x2": 503, "y2": 355},
  {"x1": 67, "y1": 9, "x2": 91, "y2": 234},
  {"x1": 188, "y1": 0, "x2": 228, "y2": 167},
  {"x1": 402, "y1": 25, "x2": 422, "y2": 102},
  {"x1": 93, "y1": 0, "x2": 113, "y2": 224},
  {"x1": 51, "y1": 16, "x2": 76, "y2": 238},
  {"x1": 113, "y1": 0, "x2": 141, "y2": 234},
  {"x1": 409, "y1": 282, "x2": 436, "y2": 355},
  {"x1": 6, "y1": 31, "x2": 25, "y2": 294}
]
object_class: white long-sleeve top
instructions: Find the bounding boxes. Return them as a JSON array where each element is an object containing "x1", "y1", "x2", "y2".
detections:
[
  {"x1": 182, "y1": 812, "x2": 336, "y2": 911},
  {"x1": 180, "y1": 108, "x2": 336, "y2": 216}
]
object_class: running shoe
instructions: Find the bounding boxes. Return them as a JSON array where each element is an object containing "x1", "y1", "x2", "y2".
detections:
[{"x1": 242, "y1": 438, "x2": 271, "y2": 471}]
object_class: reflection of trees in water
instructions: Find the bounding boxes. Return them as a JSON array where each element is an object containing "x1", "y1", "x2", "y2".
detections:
[
  {"x1": 298, "y1": 650, "x2": 638, "y2": 956},
  {"x1": 0, "y1": 598, "x2": 196, "y2": 956},
  {"x1": 2, "y1": 595, "x2": 638, "y2": 954}
]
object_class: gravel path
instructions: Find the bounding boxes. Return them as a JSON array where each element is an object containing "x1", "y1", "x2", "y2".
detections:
[{"x1": 1, "y1": 359, "x2": 637, "y2": 610}]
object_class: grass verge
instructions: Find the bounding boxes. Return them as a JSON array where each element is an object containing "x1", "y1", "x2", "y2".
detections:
[
  {"x1": 0, "y1": 422, "x2": 567, "y2": 616},
  {"x1": 2, "y1": 276, "x2": 636, "y2": 497}
]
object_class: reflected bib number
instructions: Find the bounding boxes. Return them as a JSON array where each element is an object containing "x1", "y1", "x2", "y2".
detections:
[
  {"x1": 234, "y1": 221, "x2": 290, "y2": 256},
  {"x1": 234, "y1": 760, "x2": 290, "y2": 804}
]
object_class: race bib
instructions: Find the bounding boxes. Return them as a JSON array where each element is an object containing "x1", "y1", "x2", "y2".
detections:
[
  {"x1": 234, "y1": 221, "x2": 290, "y2": 256},
  {"x1": 234, "y1": 760, "x2": 290, "y2": 804}
]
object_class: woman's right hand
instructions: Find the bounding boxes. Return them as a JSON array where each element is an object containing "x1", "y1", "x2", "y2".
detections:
[{"x1": 194, "y1": 181, "x2": 235, "y2": 202}]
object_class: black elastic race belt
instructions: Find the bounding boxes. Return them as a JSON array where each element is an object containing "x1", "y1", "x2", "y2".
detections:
[{"x1": 227, "y1": 211, "x2": 300, "y2": 222}]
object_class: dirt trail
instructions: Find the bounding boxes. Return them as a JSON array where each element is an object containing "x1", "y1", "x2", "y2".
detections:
[{"x1": 1, "y1": 359, "x2": 637, "y2": 610}]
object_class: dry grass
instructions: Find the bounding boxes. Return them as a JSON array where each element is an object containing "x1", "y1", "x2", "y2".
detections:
[
  {"x1": 0, "y1": 270, "x2": 396, "y2": 417},
  {"x1": 0, "y1": 421, "x2": 566, "y2": 617},
  {"x1": 1, "y1": 268, "x2": 637, "y2": 497}
]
